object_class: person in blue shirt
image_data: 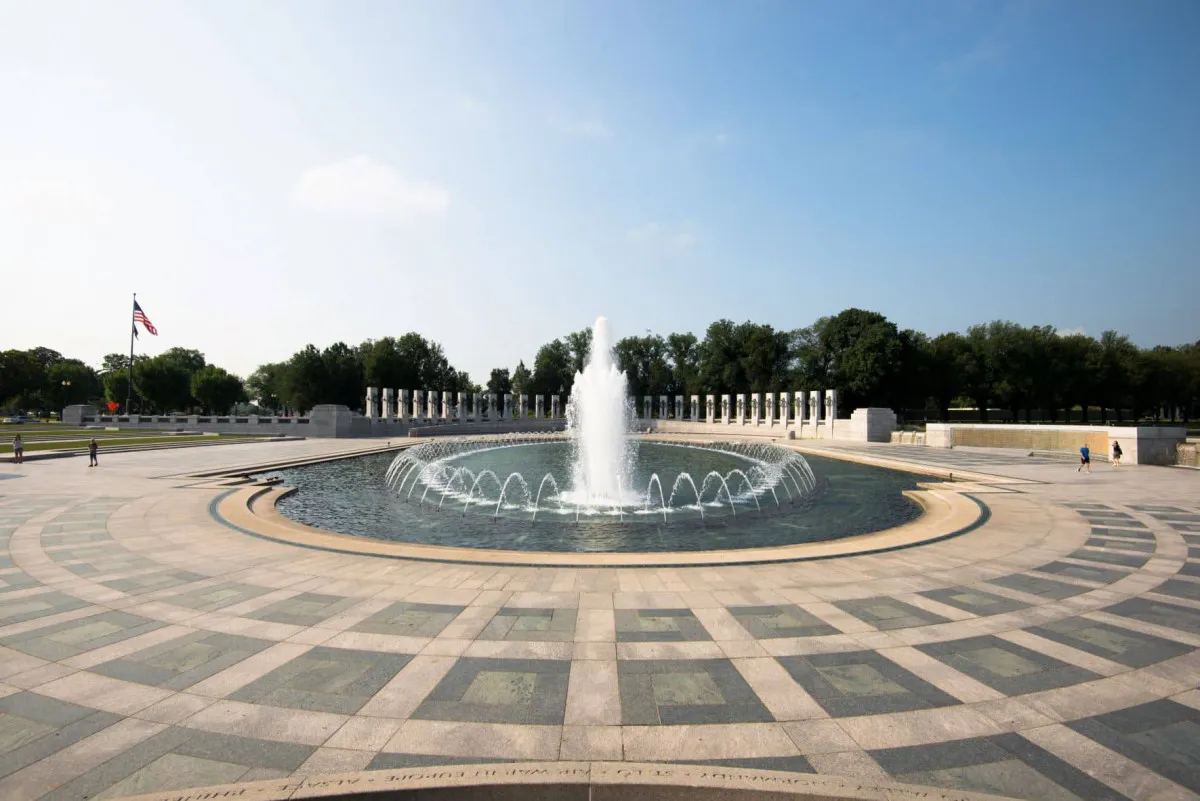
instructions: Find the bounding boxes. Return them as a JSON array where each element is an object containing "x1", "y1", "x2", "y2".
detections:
[{"x1": 1078, "y1": 445, "x2": 1091, "y2": 473}]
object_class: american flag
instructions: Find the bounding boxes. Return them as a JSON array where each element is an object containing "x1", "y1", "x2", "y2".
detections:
[{"x1": 133, "y1": 301, "x2": 158, "y2": 336}]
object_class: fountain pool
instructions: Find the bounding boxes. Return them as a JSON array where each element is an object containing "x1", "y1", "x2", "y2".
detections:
[{"x1": 260, "y1": 316, "x2": 929, "y2": 554}]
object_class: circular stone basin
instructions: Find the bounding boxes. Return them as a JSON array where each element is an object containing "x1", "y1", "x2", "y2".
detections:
[{"x1": 263, "y1": 440, "x2": 928, "y2": 554}]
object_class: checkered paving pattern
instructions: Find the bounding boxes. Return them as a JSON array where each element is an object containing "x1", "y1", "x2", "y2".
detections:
[{"x1": 0, "y1": 441, "x2": 1199, "y2": 800}]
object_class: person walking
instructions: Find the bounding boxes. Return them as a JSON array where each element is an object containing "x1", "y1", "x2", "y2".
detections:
[
  {"x1": 11, "y1": 434, "x2": 23, "y2": 464},
  {"x1": 1112, "y1": 440, "x2": 1123, "y2": 467},
  {"x1": 88, "y1": 438, "x2": 98, "y2": 467},
  {"x1": 1078, "y1": 444, "x2": 1091, "y2": 473}
]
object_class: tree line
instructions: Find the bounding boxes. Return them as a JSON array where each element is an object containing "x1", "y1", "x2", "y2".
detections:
[{"x1": 4, "y1": 308, "x2": 1197, "y2": 422}]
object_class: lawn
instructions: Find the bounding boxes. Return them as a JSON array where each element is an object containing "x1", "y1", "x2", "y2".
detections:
[{"x1": 2, "y1": 434, "x2": 264, "y2": 454}]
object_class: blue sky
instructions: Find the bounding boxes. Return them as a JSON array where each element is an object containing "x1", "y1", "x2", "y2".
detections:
[{"x1": 2, "y1": 0, "x2": 1197, "y2": 383}]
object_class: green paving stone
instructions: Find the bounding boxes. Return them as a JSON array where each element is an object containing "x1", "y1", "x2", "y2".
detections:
[
  {"x1": 45, "y1": 620, "x2": 123, "y2": 646},
  {"x1": 1071, "y1": 625, "x2": 1148, "y2": 655},
  {"x1": 958, "y1": 647, "x2": 1043, "y2": 678},
  {"x1": 652, "y1": 672, "x2": 725, "y2": 706},
  {"x1": 817, "y1": 664, "x2": 908, "y2": 696},
  {"x1": 511, "y1": 616, "x2": 552, "y2": 632},
  {"x1": 1129, "y1": 721, "x2": 1200, "y2": 768},
  {"x1": 0, "y1": 713, "x2": 57, "y2": 753},
  {"x1": 288, "y1": 658, "x2": 375, "y2": 694},
  {"x1": 145, "y1": 641, "x2": 222, "y2": 673},
  {"x1": 93, "y1": 753, "x2": 248, "y2": 800},
  {"x1": 461, "y1": 671, "x2": 537, "y2": 706},
  {"x1": 899, "y1": 760, "x2": 1084, "y2": 801},
  {"x1": 638, "y1": 616, "x2": 681, "y2": 632}
]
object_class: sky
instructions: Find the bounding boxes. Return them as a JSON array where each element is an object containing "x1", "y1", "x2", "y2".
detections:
[{"x1": 1, "y1": 0, "x2": 1198, "y2": 384}]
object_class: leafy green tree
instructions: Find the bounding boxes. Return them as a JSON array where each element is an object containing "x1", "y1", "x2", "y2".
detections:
[
  {"x1": 191, "y1": 366, "x2": 246, "y2": 414},
  {"x1": 615, "y1": 335, "x2": 671, "y2": 398},
  {"x1": 531, "y1": 339, "x2": 573, "y2": 395},
  {"x1": 511, "y1": 361, "x2": 532, "y2": 400},
  {"x1": 282, "y1": 345, "x2": 327, "y2": 414},
  {"x1": 810, "y1": 309, "x2": 904, "y2": 412},
  {"x1": 564, "y1": 329, "x2": 593, "y2": 376},
  {"x1": 246, "y1": 363, "x2": 286, "y2": 413},
  {"x1": 321, "y1": 342, "x2": 365, "y2": 411},
  {"x1": 1095, "y1": 330, "x2": 1139, "y2": 422},
  {"x1": 665, "y1": 332, "x2": 701, "y2": 396},
  {"x1": 928, "y1": 333, "x2": 970, "y2": 420},
  {"x1": 487, "y1": 368, "x2": 512, "y2": 396}
]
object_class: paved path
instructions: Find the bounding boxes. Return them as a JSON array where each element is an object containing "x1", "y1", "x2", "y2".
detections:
[{"x1": 0, "y1": 439, "x2": 1199, "y2": 800}]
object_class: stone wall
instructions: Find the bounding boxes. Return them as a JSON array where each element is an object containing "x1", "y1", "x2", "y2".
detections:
[{"x1": 924, "y1": 423, "x2": 1187, "y2": 465}]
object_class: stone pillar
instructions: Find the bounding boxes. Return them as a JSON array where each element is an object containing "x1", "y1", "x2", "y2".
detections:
[
  {"x1": 721, "y1": 395, "x2": 731, "y2": 424},
  {"x1": 809, "y1": 391, "x2": 819, "y2": 429},
  {"x1": 643, "y1": 396, "x2": 652, "y2": 422},
  {"x1": 364, "y1": 386, "x2": 377, "y2": 418},
  {"x1": 398, "y1": 390, "x2": 409, "y2": 422},
  {"x1": 751, "y1": 393, "x2": 761, "y2": 426},
  {"x1": 458, "y1": 392, "x2": 467, "y2": 421},
  {"x1": 535, "y1": 395, "x2": 544, "y2": 419},
  {"x1": 551, "y1": 395, "x2": 560, "y2": 419},
  {"x1": 519, "y1": 394, "x2": 528, "y2": 419},
  {"x1": 778, "y1": 392, "x2": 788, "y2": 426},
  {"x1": 690, "y1": 395, "x2": 699, "y2": 422},
  {"x1": 487, "y1": 393, "x2": 496, "y2": 421},
  {"x1": 473, "y1": 393, "x2": 481, "y2": 421},
  {"x1": 705, "y1": 395, "x2": 715, "y2": 424},
  {"x1": 825, "y1": 389, "x2": 837, "y2": 437},
  {"x1": 381, "y1": 388, "x2": 393, "y2": 420},
  {"x1": 736, "y1": 394, "x2": 746, "y2": 424},
  {"x1": 503, "y1": 393, "x2": 512, "y2": 420},
  {"x1": 412, "y1": 390, "x2": 423, "y2": 421},
  {"x1": 765, "y1": 393, "x2": 775, "y2": 427},
  {"x1": 658, "y1": 395, "x2": 668, "y2": 420},
  {"x1": 674, "y1": 396, "x2": 684, "y2": 421},
  {"x1": 793, "y1": 391, "x2": 803, "y2": 430}
]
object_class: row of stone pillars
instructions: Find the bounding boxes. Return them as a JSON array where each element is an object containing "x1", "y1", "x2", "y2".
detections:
[
  {"x1": 646, "y1": 389, "x2": 838, "y2": 427},
  {"x1": 363, "y1": 389, "x2": 557, "y2": 422},
  {"x1": 363, "y1": 387, "x2": 838, "y2": 427}
]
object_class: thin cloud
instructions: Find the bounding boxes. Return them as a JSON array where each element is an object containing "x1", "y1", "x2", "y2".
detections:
[
  {"x1": 291, "y1": 155, "x2": 449, "y2": 219},
  {"x1": 3, "y1": 182, "x2": 111, "y2": 226},
  {"x1": 628, "y1": 221, "x2": 699, "y2": 252},
  {"x1": 1058, "y1": 326, "x2": 1088, "y2": 337},
  {"x1": 548, "y1": 114, "x2": 613, "y2": 139}
]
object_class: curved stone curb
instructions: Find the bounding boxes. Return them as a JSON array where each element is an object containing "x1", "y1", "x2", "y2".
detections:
[
  {"x1": 109, "y1": 761, "x2": 1023, "y2": 801},
  {"x1": 213, "y1": 483, "x2": 987, "y2": 567}
]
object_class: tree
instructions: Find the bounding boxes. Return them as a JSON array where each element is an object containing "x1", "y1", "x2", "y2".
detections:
[
  {"x1": 282, "y1": 345, "x2": 327, "y2": 414},
  {"x1": 511, "y1": 361, "x2": 532, "y2": 400},
  {"x1": 487, "y1": 368, "x2": 512, "y2": 397},
  {"x1": 246, "y1": 363, "x2": 287, "y2": 413},
  {"x1": 812, "y1": 309, "x2": 904, "y2": 412},
  {"x1": 1096, "y1": 330, "x2": 1139, "y2": 422},
  {"x1": 531, "y1": 339, "x2": 573, "y2": 395},
  {"x1": 666, "y1": 332, "x2": 700, "y2": 396},
  {"x1": 614, "y1": 335, "x2": 671, "y2": 398},
  {"x1": 322, "y1": 342, "x2": 364, "y2": 411},
  {"x1": 564, "y1": 328, "x2": 593, "y2": 376},
  {"x1": 191, "y1": 366, "x2": 246, "y2": 414},
  {"x1": 697, "y1": 319, "x2": 746, "y2": 393},
  {"x1": 928, "y1": 333, "x2": 969, "y2": 420}
]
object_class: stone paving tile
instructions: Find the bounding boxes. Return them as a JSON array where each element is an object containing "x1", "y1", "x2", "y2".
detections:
[
  {"x1": 776, "y1": 650, "x2": 958, "y2": 718},
  {"x1": 0, "y1": 692, "x2": 121, "y2": 781},
  {"x1": 832, "y1": 597, "x2": 951, "y2": 630},
  {"x1": 478, "y1": 607, "x2": 577, "y2": 642},
  {"x1": 673, "y1": 755, "x2": 816, "y2": 773},
  {"x1": 1148, "y1": 579, "x2": 1200, "y2": 603},
  {"x1": 38, "y1": 727, "x2": 313, "y2": 800},
  {"x1": 90, "y1": 631, "x2": 275, "y2": 691},
  {"x1": 0, "y1": 611, "x2": 165, "y2": 662},
  {"x1": 240, "y1": 592, "x2": 363, "y2": 627},
  {"x1": 1104, "y1": 597, "x2": 1200, "y2": 636},
  {"x1": 987, "y1": 573, "x2": 1090, "y2": 600},
  {"x1": 725, "y1": 605, "x2": 840, "y2": 638},
  {"x1": 917, "y1": 635, "x2": 1100, "y2": 696},
  {"x1": 228, "y1": 646, "x2": 412, "y2": 715},
  {"x1": 349, "y1": 601, "x2": 465, "y2": 637},
  {"x1": 618, "y1": 659, "x2": 773, "y2": 725},
  {"x1": 1086, "y1": 536, "x2": 1156, "y2": 553},
  {"x1": 917, "y1": 587, "x2": 1028, "y2": 617},
  {"x1": 1066, "y1": 699, "x2": 1200, "y2": 794},
  {"x1": 1028, "y1": 617, "x2": 1193, "y2": 668},
  {"x1": 1034, "y1": 560, "x2": 1131, "y2": 585},
  {"x1": 411, "y1": 657, "x2": 570, "y2": 725},
  {"x1": 868, "y1": 733, "x2": 1130, "y2": 801},
  {"x1": 158, "y1": 582, "x2": 274, "y2": 612},
  {"x1": 100, "y1": 570, "x2": 208, "y2": 595},
  {"x1": 1067, "y1": 548, "x2": 1151, "y2": 570},
  {"x1": 367, "y1": 752, "x2": 514, "y2": 770},
  {"x1": 0, "y1": 592, "x2": 90, "y2": 627},
  {"x1": 614, "y1": 608, "x2": 713, "y2": 642}
]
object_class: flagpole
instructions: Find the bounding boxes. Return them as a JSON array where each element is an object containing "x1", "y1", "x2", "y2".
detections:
[{"x1": 127, "y1": 293, "x2": 136, "y2": 414}]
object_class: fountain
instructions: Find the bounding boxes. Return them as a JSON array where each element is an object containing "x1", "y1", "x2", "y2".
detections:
[{"x1": 263, "y1": 317, "x2": 926, "y2": 554}]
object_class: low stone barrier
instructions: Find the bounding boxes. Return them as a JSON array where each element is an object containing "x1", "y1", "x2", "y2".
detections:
[{"x1": 925, "y1": 423, "x2": 1187, "y2": 465}]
